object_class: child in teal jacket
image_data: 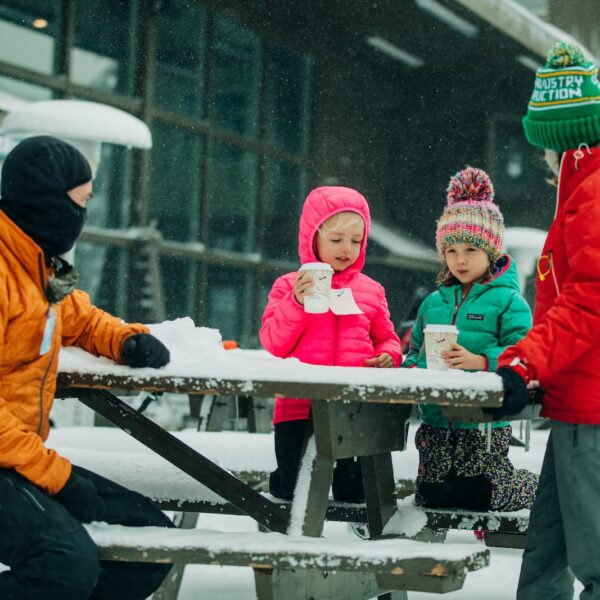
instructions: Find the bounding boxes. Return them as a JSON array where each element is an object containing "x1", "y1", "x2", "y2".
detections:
[{"x1": 403, "y1": 167, "x2": 538, "y2": 511}]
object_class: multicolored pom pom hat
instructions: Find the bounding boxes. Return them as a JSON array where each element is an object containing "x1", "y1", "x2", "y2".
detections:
[
  {"x1": 436, "y1": 166, "x2": 504, "y2": 262},
  {"x1": 523, "y1": 41, "x2": 600, "y2": 152}
]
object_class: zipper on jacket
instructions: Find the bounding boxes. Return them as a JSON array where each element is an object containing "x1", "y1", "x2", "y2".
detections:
[
  {"x1": 38, "y1": 340, "x2": 56, "y2": 435},
  {"x1": 37, "y1": 256, "x2": 53, "y2": 435},
  {"x1": 451, "y1": 288, "x2": 470, "y2": 325},
  {"x1": 332, "y1": 307, "x2": 339, "y2": 366}
]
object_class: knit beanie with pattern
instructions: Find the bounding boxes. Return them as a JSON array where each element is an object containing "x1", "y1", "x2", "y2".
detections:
[
  {"x1": 523, "y1": 42, "x2": 600, "y2": 152},
  {"x1": 435, "y1": 167, "x2": 504, "y2": 262}
]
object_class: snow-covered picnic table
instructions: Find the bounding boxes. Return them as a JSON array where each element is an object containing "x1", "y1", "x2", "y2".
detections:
[
  {"x1": 52, "y1": 318, "x2": 519, "y2": 598},
  {"x1": 56, "y1": 318, "x2": 508, "y2": 539}
]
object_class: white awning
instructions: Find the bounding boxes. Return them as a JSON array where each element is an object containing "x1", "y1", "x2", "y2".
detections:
[{"x1": 2, "y1": 100, "x2": 152, "y2": 149}]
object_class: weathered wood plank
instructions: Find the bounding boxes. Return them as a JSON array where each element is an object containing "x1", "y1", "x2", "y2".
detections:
[
  {"x1": 151, "y1": 498, "x2": 530, "y2": 537},
  {"x1": 423, "y1": 506, "x2": 529, "y2": 534},
  {"x1": 312, "y1": 401, "x2": 411, "y2": 459},
  {"x1": 255, "y1": 568, "x2": 384, "y2": 600},
  {"x1": 362, "y1": 453, "x2": 398, "y2": 538},
  {"x1": 88, "y1": 525, "x2": 490, "y2": 575},
  {"x1": 56, "y1": 372, "x2": 503, "y2": 408}
]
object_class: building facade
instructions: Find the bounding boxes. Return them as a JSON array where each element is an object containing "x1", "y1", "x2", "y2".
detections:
[{"x1": 0, "y1": 0, "x2": 554, "y2": 346}]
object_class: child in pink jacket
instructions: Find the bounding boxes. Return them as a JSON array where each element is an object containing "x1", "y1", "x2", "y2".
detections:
[{"x1": 260, "y1": 186, "x2": 402, "y2": 502}]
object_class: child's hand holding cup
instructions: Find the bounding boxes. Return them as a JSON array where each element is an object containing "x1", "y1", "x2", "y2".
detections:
[
  {"x1": 423, "y1": 324, "x2": 459, "y2": 370},
  {"x1": 295, "y1": 262, "x2": 333, "y2": 313}
]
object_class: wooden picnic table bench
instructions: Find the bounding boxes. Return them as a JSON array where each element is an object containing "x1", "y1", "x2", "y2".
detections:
[{"x1": 85, "y1": 522, "x2": 490, "y2": 599}]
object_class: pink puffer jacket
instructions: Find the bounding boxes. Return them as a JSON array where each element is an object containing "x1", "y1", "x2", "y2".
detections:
[{"x1": 260, "y1": 186, "x2": 402, "y2": 424}]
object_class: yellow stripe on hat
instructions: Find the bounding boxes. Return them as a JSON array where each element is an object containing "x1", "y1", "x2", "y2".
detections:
[
  {"x1": 530, "y1": 95, "x2": 600, "y2": 108},
  {"x1": 537, "y1": 66, "x2": 597, "y2": 77}
]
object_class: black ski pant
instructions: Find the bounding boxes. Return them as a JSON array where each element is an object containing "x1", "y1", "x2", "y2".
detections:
[
  {"x1": 0, "y1": 465, "x2": 174, "y2": 600},
  {"x1": 269, "y1": 418, "x2": 365, "y2": 503}
]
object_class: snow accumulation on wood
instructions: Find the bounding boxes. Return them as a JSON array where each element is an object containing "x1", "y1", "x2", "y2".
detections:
[
  {"x1": 58, "y1": 317, "x2": 503, "y2": 404},
  {"x1": 86, "y1": 523, "x2": 489, "y2": 571}
]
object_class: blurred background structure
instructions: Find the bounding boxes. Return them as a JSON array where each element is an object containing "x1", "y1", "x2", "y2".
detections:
[{"x1": 0, "y1": 0, "x2": 596, "y2": 346}]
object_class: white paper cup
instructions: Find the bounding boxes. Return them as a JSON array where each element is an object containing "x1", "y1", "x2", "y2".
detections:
[
  {"x1": 299, "y1": 262, "x2": 333, "y2": 313},
  {"x1": 424, "y1": 325, "x2": 459, "y2": 370}
]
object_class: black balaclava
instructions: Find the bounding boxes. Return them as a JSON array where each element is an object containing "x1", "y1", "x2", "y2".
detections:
[{"x1": 1, "y1": 135, "x2": 92, "y2": 257}]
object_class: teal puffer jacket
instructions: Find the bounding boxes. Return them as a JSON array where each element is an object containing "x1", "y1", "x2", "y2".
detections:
[{"x1": 403, "y1": 255, "x2": 532, "y2": 429}]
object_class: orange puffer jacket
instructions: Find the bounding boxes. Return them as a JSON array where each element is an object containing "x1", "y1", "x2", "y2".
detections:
[{"x1": 0, "y1": 211, "x2": 148, "y2": 494}]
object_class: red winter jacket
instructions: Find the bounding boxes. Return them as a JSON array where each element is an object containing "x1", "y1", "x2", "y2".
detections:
[
  {"x1": 259, "y1": 186, "x2": 402, "y2": 424},
  {"x1": 499, "y1": 148, "x2": 600, "y2": 423}
]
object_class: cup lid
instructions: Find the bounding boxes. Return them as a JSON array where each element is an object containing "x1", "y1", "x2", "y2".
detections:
[
  {"x1": 423, "y1": 324, "x2": 459, "y2": 333},
  {"x1": 299, "y1": 262, "x2": 333, "y2": 271}
]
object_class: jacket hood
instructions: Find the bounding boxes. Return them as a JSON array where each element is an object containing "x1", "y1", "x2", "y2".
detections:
[
  {"x1": 557, "y1": 146, "x2": 600, "y2": 211},
  {"x1": 298, "y1": 186, "x2": 371, "y2": 283}
]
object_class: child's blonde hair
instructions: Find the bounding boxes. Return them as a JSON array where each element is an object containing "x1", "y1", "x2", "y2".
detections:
[{"x1": 317, "y1": 211, "x2": 364, "y2": 237}]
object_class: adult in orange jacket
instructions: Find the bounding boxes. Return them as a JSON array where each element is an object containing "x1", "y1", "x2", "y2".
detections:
[
  {"x1": 491, "y1": 43, "x2": 600, "y2": 598},
  {"x1": 0, "y1": 136, "x2": 172, "y2": 600}
]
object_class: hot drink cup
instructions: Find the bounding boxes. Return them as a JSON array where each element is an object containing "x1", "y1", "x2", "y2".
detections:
[
  {"x1": 423, "y1": 324, "x2": 459, "y2": 370},
  {"x1": 299, "y1": 262, "x2": 333, "y2": 314}
]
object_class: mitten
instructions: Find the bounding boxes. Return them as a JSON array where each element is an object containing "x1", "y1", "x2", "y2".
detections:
[
  {"x1": 121, "y1": 333, "x2": 170, "y2": 368},
  {"x1": 54, "y1": 471, "x2": 105, "y2": 523},
  {"x1": 484, "y1": 367, "x2": 529, "y2": 420}
]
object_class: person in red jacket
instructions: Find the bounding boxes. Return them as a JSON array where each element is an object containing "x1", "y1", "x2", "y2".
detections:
[
  {"x1": 0, "y1": 136, "x2": 173, "y2": 600},
  {"x1": 260, "y1": 186, "x2": 402, "y2": 502},
  {"x1": 490, "y1": 43, "x2": 600, "y2": 598}
]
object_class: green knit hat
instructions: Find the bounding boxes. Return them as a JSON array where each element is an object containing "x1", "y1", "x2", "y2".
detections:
[{"x1": 523, "y1": 42, "x2": 600, "y2": 152}]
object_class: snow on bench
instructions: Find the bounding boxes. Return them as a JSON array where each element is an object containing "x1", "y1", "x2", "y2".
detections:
[
  {"x1": 86, "y1": 523, "x2": 490, "y2": 595},
  {"x1": 49, "y1": 427, "x2": 529, "y2": 547},
  {"x1": 48, "y1": 426, "x2": 416, "y2": 500}
]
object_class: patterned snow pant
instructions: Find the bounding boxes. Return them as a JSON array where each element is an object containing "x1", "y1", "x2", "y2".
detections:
[{"x1": 415, "y1": 423, "x2": 539, "y2": 511}]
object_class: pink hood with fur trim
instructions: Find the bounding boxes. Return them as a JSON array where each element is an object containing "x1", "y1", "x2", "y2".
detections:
[{"x1": 260, "y1": 186, "x2": 402, "y2": 424}]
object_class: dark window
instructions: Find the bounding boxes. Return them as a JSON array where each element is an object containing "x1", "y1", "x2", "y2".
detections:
[
  {"x1": 265, "y1": 47, "x2": 311, "y2": 154},
  {"x1": 154, "y1": 1, "x2": 207, "y2": 118},
  {"x1": 212, "y1": 16, "x2": 261, "y2": 137},
  {"x1": 149, "y1": 122, "x2": 203, "y2": 241},
  {"x1": 207, "y1": 141, "x2": 258, "y2": 252},
  {"x1": 71, "y1": 0, "x2": 137, "y2": 96},
  {"x1": 161, "y1": 255, "x2": 197, "y2": 320},
  {"x1": 206, "y1": 265, "x2": 254, "y2": 345},
  {"x1": 0, "y1": 1, "x2": 59, "y2": 75},
  {"x1": 264, "y1": 159, "x2": 307, "y2": 261}
]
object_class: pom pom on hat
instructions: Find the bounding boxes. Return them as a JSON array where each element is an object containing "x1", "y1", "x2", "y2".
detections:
[
  {"x1": 436, "y1": 166, "x2": 504, "y2": 261},
  {"x1": 523, "y1": 41, "x2": 600, "y2": 152},
  {"x1": 545, "y1": 41, "x2": 585, "y2": 69},
  {"x1": 446, "y1": 166, "x2": 495, "y2": 205}
]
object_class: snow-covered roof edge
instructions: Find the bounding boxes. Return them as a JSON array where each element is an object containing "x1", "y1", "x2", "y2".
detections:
[
  {"x1": 370, "y1": 220, "x2": 437, "y2": 263},
  {"x1": 456, "y1": 0, "x2": 598, "y2": 64}
]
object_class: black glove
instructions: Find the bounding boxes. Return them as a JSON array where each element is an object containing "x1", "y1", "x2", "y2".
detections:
[
  {"x1": 484, "y1": 367, "x2": 529, "y2": 420},
  {"x1": 54, "y1": 471, "x2": 105, "y2": 523},
  {"x1": 121, "y1": 333, "x2": 170, "y2": 368}
]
